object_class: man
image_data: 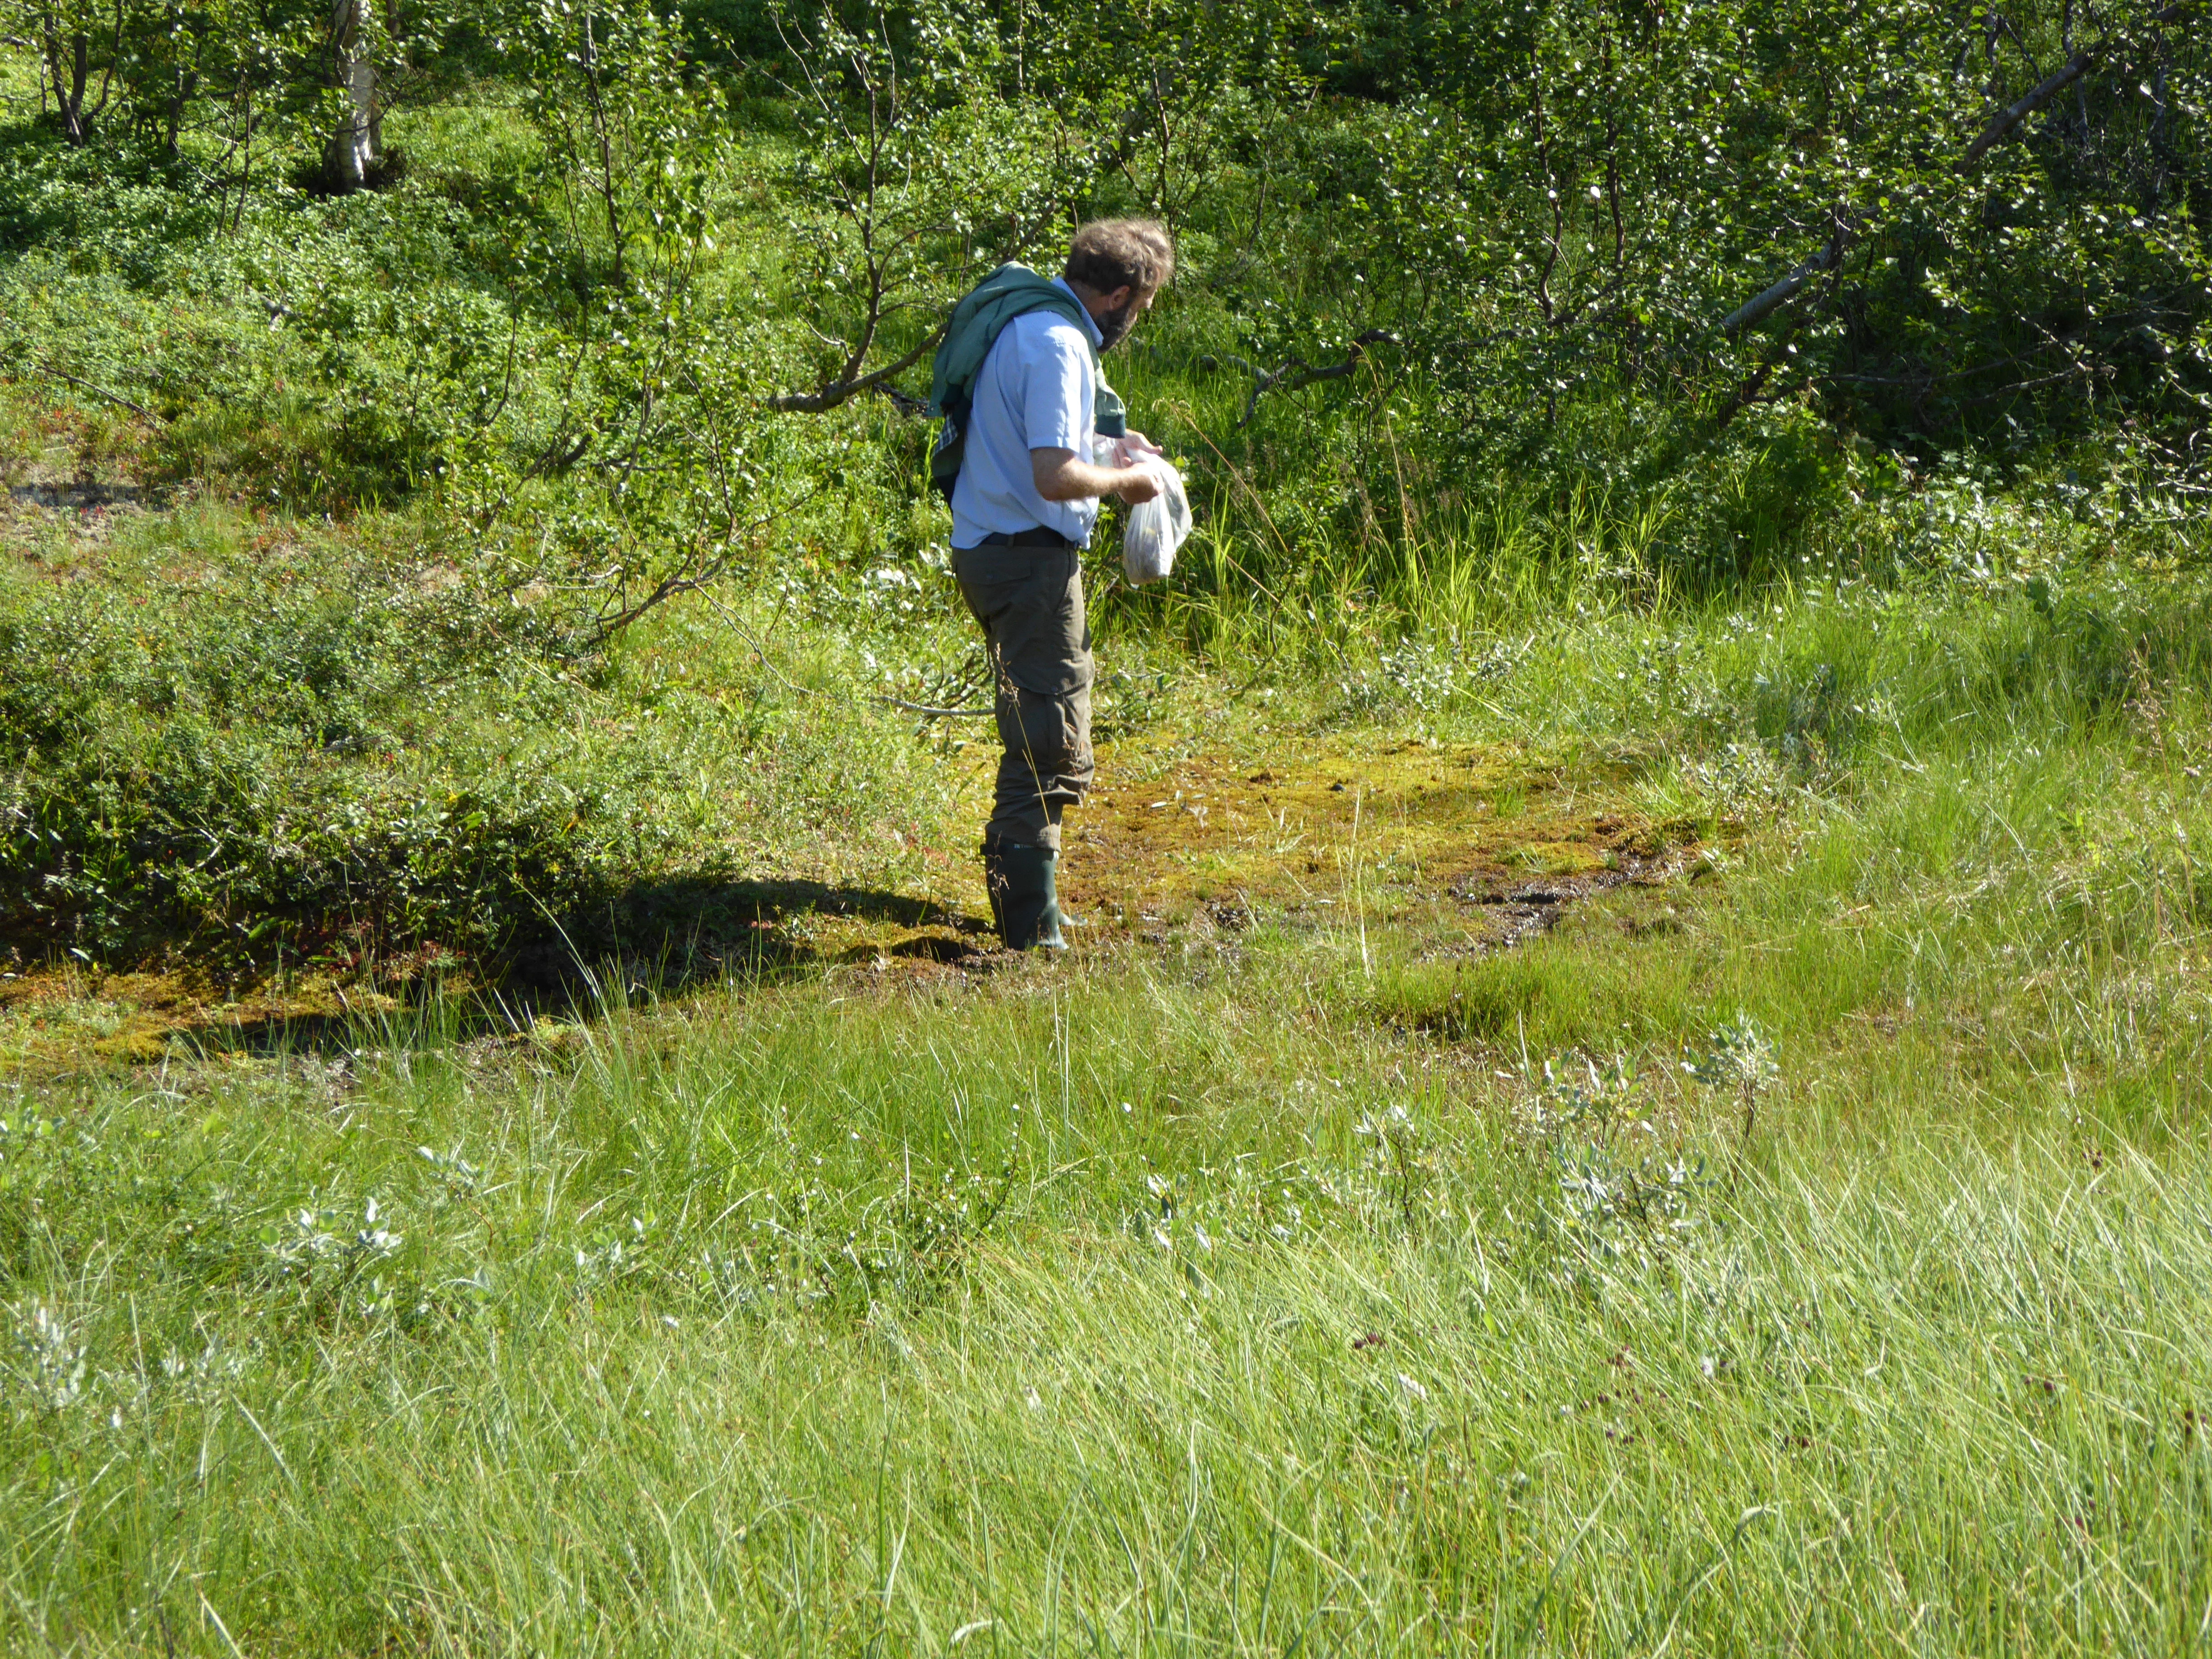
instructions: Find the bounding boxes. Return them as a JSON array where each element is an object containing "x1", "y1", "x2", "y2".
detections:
[{"x1": 934, "y1": 219, "x2": 1174, "y2": 950}]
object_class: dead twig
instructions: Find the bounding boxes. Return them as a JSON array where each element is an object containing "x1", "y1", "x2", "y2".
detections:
[
  {"x1": 23, "y1": 363, "x2": 162, "y2": 424},
  {"x1": 874, "y1": 694, "x2": 993, "y2": 718}
]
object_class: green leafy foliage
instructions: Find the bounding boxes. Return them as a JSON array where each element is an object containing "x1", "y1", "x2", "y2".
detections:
[
  {"x1": 0, "y1": 0, "x2": 2207, "y2": 966},
  {"x1": 0, "y1": 516, "x2": 952, "y2": 970}
]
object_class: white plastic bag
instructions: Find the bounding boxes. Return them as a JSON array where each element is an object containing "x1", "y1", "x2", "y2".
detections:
[{"x1": 1121, "y1": 459, "x2": 1190, "y2": 585}]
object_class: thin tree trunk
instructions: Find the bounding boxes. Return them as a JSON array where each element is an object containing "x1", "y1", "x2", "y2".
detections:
[
  {"x1": 324, "y1": 0, "x2": 376, "y2": 192},
  {"x1": 43, "y1": 0, "x2": 121, "y2": 148},
  {"x1": 579, "y1": 14, "x2": 626, "y2": 283},
  {"x1": 164, "y1": 67, "x2": 198, "y2": 157},
  {"x1": 46, "y1": 25, "x2": 91, "y2": 144},
  {"x1": 232, "y1": 81, "x2": 252, "y2": 233}
]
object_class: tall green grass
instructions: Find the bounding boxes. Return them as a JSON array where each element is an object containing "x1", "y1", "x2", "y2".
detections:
[
  {"x1": 9, "y1": 560, "x2": 2212, "y2": 1652},
  {"x1": 5, "y1": 951, "x2": 2208, "y2": 1654},
  {"x1": 1376, "y1": 566, "x2": 2212, "y2": 1137}
]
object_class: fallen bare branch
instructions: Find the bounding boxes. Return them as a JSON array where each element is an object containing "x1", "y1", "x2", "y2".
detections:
[
  {"x1": 1959, "y1": 53, "x2": 2095, "y2": 169},
  {"x1": 873, "y1": 695, "x2": 994, "y2": 718},
  {"x1": 1959, "y1": 0, "x2": 2197, "y2": 168},
  {"x1": 1721, "y1": 243, "x2": 1844, "y2": 336},
  {"x1": 22, "y1": 363, "x2": 161, "y2": 424}
]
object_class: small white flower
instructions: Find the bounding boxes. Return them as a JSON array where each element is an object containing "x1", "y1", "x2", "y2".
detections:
[{"x1": 1398, "y1": 1373, "x2": 1428, "y2": 1401}]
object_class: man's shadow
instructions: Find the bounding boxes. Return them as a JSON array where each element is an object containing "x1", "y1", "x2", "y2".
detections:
[
  {"x1": 498, "y1": 875, "x2": 991, "y2": 991},
  {"x1": 165, "y1": 877, "x2": 990, "y2": 1062}
]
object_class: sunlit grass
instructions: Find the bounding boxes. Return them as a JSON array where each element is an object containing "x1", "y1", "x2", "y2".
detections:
[
  {"x1": 5, "y1": 935, "x2": 2209, "y2": 1653},
  {"x1": 9, "y1": 557, "x2": 2212, "y2": 1651}
]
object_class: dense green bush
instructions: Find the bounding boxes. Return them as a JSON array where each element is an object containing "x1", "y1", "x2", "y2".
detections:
[{"x1": 0, "y1": 519, "x2": 951, "y2": 971}]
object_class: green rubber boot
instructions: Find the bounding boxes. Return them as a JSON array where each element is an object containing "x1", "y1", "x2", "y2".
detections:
[{"x1": 983, "y1": 842, "x2": 1067, "y2": 951}]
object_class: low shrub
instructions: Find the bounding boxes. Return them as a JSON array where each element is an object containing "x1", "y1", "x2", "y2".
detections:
[{"x1": 0, "y1": 518, "x2": 951, "y2": 975}]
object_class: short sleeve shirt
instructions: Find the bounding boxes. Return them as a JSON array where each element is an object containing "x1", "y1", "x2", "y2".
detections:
[{"x1": 950, "y1": 278, "x2": 1105, "y2": 550}]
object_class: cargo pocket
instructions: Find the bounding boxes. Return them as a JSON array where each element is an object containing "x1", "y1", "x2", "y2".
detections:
[{"x1": 1008, "y1": 686, "x2": 1074, "y2": 778}]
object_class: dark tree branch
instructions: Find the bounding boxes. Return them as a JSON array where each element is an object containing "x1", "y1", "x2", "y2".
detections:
[
  {"x1": 1710, "y1": 336, "x2": 1795, "y2": 439},
  {"x1": 1235, "y1": 330, "x2": 1402, "y2": 427},
  {"x1": 525, "y1": 429, "x2": 593, "y2": 478},
  {"x1": 1528, "y1": 63, "x2": 1561, "y2": 327},
  {"x1": 767, "y1": 329, "x2": 940, "y2": 414},
  {"x1": 568, "y1": 484, "x2": 825, "y2": 653},
  {"x1": 1950, "y1": 360, "x2": 2103, "y2": 408},
  {"x1": 25, "y1": 363, "x2": 160, "y2": 423}
]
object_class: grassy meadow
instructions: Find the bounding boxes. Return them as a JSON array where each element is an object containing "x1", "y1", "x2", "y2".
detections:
[
  {"x1": 9, "y1": 528, "x2": 2212, "y2": 1651},
  {"x1": 7, "y1": 9, "x2": 2212, "y2": 1654}
]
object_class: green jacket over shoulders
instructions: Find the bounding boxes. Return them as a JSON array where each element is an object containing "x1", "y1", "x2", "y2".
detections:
[{"x1": 928, "y1": 263, "x2": 1126, "y2": 500}]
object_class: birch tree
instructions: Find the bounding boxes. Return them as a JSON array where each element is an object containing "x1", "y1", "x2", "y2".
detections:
[
  {"x1": 322, "y1": 0, "x2": 380, "y2": 192},
  {"x1": 766, "y1": 0, "x2": 1107, "y2": 415}
]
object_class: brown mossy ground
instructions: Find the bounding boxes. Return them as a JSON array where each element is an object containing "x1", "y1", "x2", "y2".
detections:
[
  {"x1": 0, "y1": 724, "x2": 1708, "y2": 1074},
  {"x1": 1059, "y1": 730, "x2": 1694, "y2": 938},
  {"x1": 0, "y1": 966, "x2": 405, "y2": 1072}
]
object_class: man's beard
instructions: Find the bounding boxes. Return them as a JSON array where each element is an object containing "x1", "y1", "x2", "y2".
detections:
[{"x1": 1095, "y1": 298, "x2": 1138, "y2": 351}]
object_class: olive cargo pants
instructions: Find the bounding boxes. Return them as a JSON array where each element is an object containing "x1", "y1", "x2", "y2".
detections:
[{"x1": 952, "y1": 544, "x2": 1095, "y2": 853}]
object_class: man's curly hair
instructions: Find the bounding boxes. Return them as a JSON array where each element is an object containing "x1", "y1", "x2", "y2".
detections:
[{"x1": 1064, "y1": 219, "x2": 1176, "y2": 296}]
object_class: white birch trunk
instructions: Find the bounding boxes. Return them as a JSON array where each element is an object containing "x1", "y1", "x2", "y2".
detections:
[{"x1": 327, "y1": 0, "x2": 375, "y2": 191}]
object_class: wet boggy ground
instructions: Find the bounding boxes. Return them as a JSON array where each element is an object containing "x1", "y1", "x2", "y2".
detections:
[
  {"x1": 822, "y1": 727, "x2": 1706, "y2": 979},
  {"x1": 0, "y1": 731, "x2": 1708, "y2": 1071}
]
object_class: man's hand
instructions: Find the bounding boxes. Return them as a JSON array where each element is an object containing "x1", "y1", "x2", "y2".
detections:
[
  {"x1": 1109, "y1": 432, "x2": 1167, "y2": 500},
  {"x1": 1115, "y1": 465, "x2": 1164, "y2": 505},
  {"x1": 1032, "y1": 447, "x2": 1162, "y2": 505}
]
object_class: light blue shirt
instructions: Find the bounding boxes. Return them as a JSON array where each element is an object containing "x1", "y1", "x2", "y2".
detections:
[{"x1": 950, "y1": 277, "x2": 1104, "y2": 550}]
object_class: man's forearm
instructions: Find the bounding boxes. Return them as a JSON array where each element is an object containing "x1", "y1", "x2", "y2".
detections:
[
  {"x1": 1031, "y1": 447, "x2": 1156, "y2": 503},
  {"x1": 1036, "y1": 459, "x2": 1134, "y2": 502}
]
